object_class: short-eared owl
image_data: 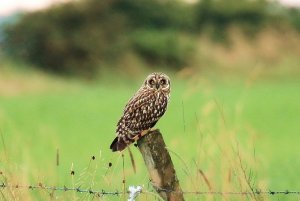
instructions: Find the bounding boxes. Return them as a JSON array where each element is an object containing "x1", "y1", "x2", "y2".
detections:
[{"x1": 110, "y1": 72, "x2": 171, "y2": 152}]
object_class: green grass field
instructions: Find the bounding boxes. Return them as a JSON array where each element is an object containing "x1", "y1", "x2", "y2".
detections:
[{"x1": 0, "y1": 63, "x2": 299, "y2": 200}]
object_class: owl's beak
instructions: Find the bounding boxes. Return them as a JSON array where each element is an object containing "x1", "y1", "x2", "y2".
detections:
[{"x1": 155, "y1": 83, "x2": 160, "y2": 90}]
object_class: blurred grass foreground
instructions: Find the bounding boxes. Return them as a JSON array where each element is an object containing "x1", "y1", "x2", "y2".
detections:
[{"x1": 0, "y1": 0, "x2": 300, "y2": 200}]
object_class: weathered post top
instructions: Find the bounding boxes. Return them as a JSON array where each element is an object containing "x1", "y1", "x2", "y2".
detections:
[{"x1": 137, "y1": 129, "x2": 185, "y2": 201}]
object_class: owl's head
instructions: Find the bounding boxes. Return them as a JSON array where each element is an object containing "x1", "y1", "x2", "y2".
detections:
[{"x1": 144, "y1": 72, "x2": 171, "y2": 92}]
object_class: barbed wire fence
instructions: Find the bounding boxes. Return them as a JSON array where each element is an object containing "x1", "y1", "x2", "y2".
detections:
[{"x1": 1, "y1": 182, "x2": 300, "y2": 200}]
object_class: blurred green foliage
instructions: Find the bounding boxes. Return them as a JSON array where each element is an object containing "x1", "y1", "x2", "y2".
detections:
[
  {"x1": 288, "y1": 8, "x2": 300, "y2": 31},
  {"x1": 131, "y1": 29, "x2": 194, "y2": 68},
  {"x1": 195, "y1": 0, "x2": 268, "y2": 40},
  {"x1": 1, "y1": 0, "x2": 300, "y2": 76}
]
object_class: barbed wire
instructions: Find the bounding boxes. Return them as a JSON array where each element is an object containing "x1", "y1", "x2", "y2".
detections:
[
  {"x1": 1, "y1": 182, "x2": 300, "y2": 197},
  {"x1": 0, "y1": 182, "x2": 122, "y2": 197}
]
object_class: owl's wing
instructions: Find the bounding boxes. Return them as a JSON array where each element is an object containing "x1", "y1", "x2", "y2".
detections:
[
  {"x1": 124, "y1": 90, "x2": 153, "y2": 113},
  {"x1": 112, "y1": 90, "x2": 168, "y2": 152},
  {"x1": 121, "y1": 90, "x2": 156, "y2": 130}
]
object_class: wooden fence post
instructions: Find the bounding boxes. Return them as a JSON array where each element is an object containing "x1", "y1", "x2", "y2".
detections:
[{"x1": 137, "y1": 129, "x2": 185, "y2": 201}]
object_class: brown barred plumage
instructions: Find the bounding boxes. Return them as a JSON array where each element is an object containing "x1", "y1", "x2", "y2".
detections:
[{"x1": 110, "y1": 72, "x2": 171, "y2": 152}]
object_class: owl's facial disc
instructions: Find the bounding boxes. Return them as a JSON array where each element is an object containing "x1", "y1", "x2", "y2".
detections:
[{"x1": 144, "y1": 73, "x2": 170, "y2": 91}]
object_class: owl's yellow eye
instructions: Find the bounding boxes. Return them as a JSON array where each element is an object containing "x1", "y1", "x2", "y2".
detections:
[
  {"x1": 149, "y1": 79, "x2": 155, "y2": 85},
  {"x1": 160, "y1": 79, "x2": 166, "y2": 85}
]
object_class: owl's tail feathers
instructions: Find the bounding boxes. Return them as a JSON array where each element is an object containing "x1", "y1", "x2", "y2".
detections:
[{"x1": 110, "y1": 137, "x2": 128, "y2": 152}]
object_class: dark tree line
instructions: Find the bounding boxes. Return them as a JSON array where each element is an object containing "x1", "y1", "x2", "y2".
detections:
[{"x1": 2, "y1": 0, "x2": 299, "y2": 77}]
